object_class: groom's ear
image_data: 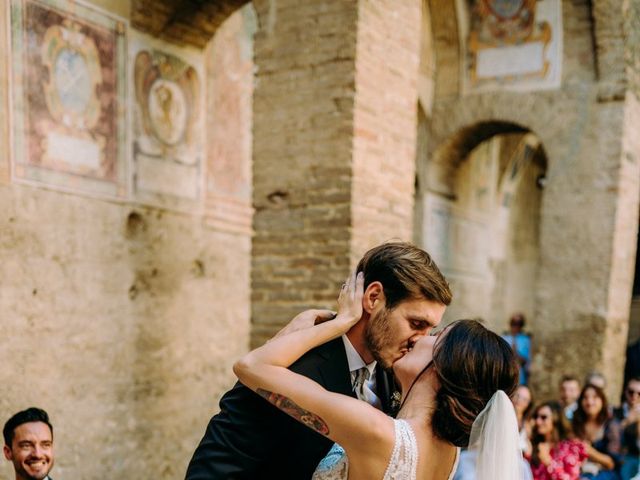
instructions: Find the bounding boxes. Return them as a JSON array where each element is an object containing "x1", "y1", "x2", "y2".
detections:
[{"x1": 363, "y1": 281, "x2": 385, "y2": 314}]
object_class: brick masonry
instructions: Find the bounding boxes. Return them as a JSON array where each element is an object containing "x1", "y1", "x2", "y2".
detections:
[{"x1": 251, "y1": 0, "x2": 422, "y2": 346}]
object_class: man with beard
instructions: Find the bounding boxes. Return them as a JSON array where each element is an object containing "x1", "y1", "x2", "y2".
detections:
[
  {"x1": 3, "y1": 408, "x2": 54, "y2": 480},
  {"x1": 185, "y1": 241, "x2": 452, "y2": 479}
]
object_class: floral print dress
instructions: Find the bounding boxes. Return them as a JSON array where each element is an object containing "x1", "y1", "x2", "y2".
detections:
[{"x1": 529, "y1": 439, "x2": 588, "y2": 480}]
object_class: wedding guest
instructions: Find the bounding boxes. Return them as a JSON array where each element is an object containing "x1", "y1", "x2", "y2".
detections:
[
  {"x1": 3, "y1": 407, "x2": 55, "y2": 480},
  {"x1": 512, "y1": 385, "x2": 535, "y2": 479},
  {"x1": 528, "y1": 401, "x2": 587, "y2": 480},
  {"x1": 502, "y1": 313, "x2": 532, "y2": 385},
  {"x1": 615, "y1": 377, "x2": 640, "y2": 480},
  {"x1": 572, "y1": 385, "x2": 621, "y2": 480},
  {"x1": 560, "y1": 375, "x2": 581, "y2": 420},
  {"x1": 514, "y1": 385, "x2": 534, "y2": 452}
]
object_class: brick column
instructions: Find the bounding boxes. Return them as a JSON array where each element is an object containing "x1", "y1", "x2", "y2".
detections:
[
  {"x1": 351, "y1": 0, "x2": 422, "y2": 260},
  {"x1": 251, "y1": 0, "x2": 422, "y2": 346}
]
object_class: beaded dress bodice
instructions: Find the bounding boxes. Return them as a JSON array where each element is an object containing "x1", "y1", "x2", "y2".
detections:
[{"x1": 312, "y1": 419, "x2": 460, "y2": 480}]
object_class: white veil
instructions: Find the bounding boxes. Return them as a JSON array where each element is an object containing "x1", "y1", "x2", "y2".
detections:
[{"x1": 467, "y1": 390, "x2": 523, "y2": 480}]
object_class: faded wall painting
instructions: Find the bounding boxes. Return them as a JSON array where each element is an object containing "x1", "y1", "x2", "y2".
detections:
[
  {"x1": 204, "y1": 6, "x2": 255, "y2": 234},
  {"x1": 456, "y1": 0, "x2": 562, "y2": 93},
  {"x1": 10, "y1": 0, "x2": 127, "y2": 197},
  {"x1": 132, "y1": 33, "x2": 204, "y2": 211}
]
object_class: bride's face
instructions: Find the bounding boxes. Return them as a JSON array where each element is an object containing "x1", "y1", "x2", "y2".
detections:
[{"x1": 392, "y1": 327, "x2": 448, "y2": 391}]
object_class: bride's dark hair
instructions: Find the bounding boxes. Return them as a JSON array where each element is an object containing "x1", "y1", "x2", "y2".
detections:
[{"x1": 430, "y1": 320, "x2": 519, "y2": 447}]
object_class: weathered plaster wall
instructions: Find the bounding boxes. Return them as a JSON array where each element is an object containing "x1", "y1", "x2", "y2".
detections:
[{"x1": 0, "y1": 3, "x2": 253, "y2": 479}]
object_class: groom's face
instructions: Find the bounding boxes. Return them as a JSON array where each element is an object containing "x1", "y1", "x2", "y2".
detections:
[{"x1": 364, "y1": 297, "x2": 446, "y2": 369}]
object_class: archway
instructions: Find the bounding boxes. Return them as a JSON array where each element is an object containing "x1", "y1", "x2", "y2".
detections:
[{"x1": 415, "y1": 118, "x2": 548, "y2": 334}]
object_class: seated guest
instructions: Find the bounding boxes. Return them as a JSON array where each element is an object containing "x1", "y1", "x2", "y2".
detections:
[
  {"x1": 620, "y1": 422, "x2": 640, "y2": 480},
  {"x1": 513, "y1": 385, "x2": 535, "y2": 479},
  {"x1": 3, "y1": 407, "x2": 55, "y2": 480},
  {"x1": 572, "y1": 385, "x2": 621, "y2": 479},
  {"x1": 615, "y1": 377, "x2": 640, "y2": 480},
  {"x1": 514, "y1": 385, "x2": 535, "y2": 454},
  {"x1": 560, "y1": 375, "x2": 582, "y2": 421},
  {"x1": 528, "y1": 401, "x2": 587, "y2": 480}
]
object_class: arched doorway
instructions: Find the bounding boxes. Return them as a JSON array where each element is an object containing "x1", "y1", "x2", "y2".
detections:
[{"x1": 415, "y1": 119, "x2": 548, "y2": 334}]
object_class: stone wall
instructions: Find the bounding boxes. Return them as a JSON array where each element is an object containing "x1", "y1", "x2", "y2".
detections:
[
  {"x1": 423, "y1": 0, "x2": 640, "y2": 400},
  {"x1": 0, "y1": 3, "x2": 253, "y2": 479},
  {"x1": 2, "y1": 1, "x2": 640, "y2": 477}
]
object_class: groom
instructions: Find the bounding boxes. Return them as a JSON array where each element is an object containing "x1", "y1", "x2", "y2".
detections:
[{"x1": 185, "y1": 242, "x2": 452, "y2": 479}]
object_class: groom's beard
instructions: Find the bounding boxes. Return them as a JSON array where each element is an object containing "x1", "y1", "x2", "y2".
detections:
[{"x1": 364, "y1": 307, "x2": 394, "y2": 369}]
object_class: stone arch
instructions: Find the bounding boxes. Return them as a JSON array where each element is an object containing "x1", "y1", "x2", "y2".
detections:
[
  {"x1": 131, "y1": 0, "x2": 251, "y2": 47},
  {"x1": 423, "y1": 84, "x2": 640, "y2": 400},
  {"x1": 416, "y1": 118, "x2": 548, "y2": 334}
]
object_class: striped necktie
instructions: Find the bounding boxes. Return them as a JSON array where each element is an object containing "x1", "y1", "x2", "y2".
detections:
[{"x1": 352, "y1": 367, "x2": 381, "y2": 408}]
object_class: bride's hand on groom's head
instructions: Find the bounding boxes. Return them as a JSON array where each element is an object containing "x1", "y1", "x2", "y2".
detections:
[{"x1": 335, "y1": 271, "x2": 364, "y2": 329}]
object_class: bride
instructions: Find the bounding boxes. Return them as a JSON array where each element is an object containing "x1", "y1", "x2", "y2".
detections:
[{"x1": 234, "y1": 271, "x2": 523, "y2": 479}]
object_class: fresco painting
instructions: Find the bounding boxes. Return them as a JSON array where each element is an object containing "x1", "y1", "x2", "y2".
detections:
[
  {"x1": 10, "y1": 0, "x2": 127, "y2": 197},
  {"x1": 457, "y1": 0, "x2": 562, "y2": 93},
  {"x1": 132, "y1": 33, "x2": 204, "y2": 211}
]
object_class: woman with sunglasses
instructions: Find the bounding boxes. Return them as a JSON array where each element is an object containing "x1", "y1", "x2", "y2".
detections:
[
  {"x1": 234, "y1": 272, "x2": 522, "y2": 479},
  {"x1": 528, "y1": 401, "x2": 587, "y2": 480},
  {"x1": 572, "y1": 384, "x2": 621, "y2": 480},
  {"x1": 616, "y1": 377, "x2": 640, "y2": 480}
]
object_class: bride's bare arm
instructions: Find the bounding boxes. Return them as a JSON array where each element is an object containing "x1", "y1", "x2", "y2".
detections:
[{"x1": 233, "y1": 271, "x2": 394, "y2": 453}]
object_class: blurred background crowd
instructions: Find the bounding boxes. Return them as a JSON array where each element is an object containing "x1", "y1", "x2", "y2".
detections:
[{"x1": 455, "y1": 313, "x2": 640, "y2": 480}]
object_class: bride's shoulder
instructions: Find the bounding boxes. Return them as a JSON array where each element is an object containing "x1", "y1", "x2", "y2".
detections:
[{"x1": 348, "y1": 411, "x2": 396, "y2": 454}]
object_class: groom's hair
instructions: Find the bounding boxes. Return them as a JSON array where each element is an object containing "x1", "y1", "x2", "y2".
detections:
[
  {"x1": 356, "y1": 242, "x2": 452, "y2": 309},
  {"x1": 3, "y1": 407, "x2": 53, "y2": 446},
  {"x1": 430, "y1": 320, "x2": 519, "y2": 447}
]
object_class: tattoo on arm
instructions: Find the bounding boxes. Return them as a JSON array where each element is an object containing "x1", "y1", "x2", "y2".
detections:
[{"x1": 256, "y1": 388, "x2": 330, "y2": 436}]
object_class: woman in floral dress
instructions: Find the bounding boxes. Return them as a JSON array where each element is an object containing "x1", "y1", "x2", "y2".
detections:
[{"x1": 528, "y1": 402, "x2": 588, "y2": 480}]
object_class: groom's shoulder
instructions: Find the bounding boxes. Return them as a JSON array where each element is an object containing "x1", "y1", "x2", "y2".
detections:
[{"x1": 290, "y1": 337, "x2": 346, "y2": 377}]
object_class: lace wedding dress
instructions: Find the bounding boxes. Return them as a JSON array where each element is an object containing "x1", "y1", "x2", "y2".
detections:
[{"x1": 312, "y1": 419, "x2": 459, "y2": 480}]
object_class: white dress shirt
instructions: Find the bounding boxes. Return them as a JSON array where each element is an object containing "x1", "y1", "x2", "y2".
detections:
[{"x1": 341, "y1": 334, "x2": 381, "y2": 408}]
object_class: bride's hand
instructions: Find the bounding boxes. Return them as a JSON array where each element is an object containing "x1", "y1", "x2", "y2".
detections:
[
  {"x1": 269, "y1": 309, "x2": 336, "y2": 342},
  {"x1": 335, "y1": 271, "x2": 364, "y2": 330}
]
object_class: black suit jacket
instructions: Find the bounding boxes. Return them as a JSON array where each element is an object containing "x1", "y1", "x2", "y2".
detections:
[{"x1": 185, "y1": 337, "x2": 396, "y2": 480}]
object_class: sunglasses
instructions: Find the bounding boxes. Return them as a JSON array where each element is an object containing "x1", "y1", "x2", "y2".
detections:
[
  {"x1": 533, "y1": 413, "x2": 550, "y2": 421},
  {"x1": 627, "y1": 389, "x2": 640, "y2": 397}
]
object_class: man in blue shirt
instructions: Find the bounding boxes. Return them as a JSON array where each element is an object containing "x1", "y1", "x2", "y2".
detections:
[{"x1": 501, "y1": 313, "x2": 531, "y2": 385}]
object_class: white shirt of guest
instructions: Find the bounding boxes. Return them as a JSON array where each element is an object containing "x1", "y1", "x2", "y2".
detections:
[{"x1": 341, "y1": 334, "x2": 381, "y2": 408}]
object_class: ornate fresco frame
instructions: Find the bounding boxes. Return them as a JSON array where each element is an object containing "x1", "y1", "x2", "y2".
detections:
[
  {"x1": 9, "y1": 0, "x2": 128, "y2": 199},
  {"x1": 130, "y1": 31, "x2": 205, "y2": 213}
]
